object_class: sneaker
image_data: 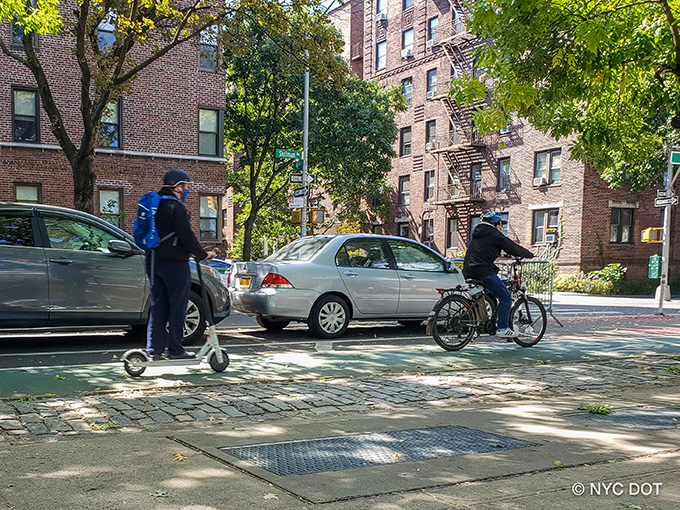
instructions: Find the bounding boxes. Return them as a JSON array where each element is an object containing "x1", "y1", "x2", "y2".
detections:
[
  {"x1": 150, "y1": 353, "x2": 165, "y2": 362},
  {"x1": 168, "y1": 351, "x2": 197, "y2": 360},
  {"x1": 497, "y1": 329, "x2": 518, "y2": 339}
]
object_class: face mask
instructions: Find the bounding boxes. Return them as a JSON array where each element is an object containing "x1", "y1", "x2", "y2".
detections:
[{"x1": 181, "y1": 189, "x2": 190, "y2": 202}]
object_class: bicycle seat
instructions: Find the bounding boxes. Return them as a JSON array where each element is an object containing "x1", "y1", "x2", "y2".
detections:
[{"x1": 466, "y1": 278, "x2": 485, "y2": 286}]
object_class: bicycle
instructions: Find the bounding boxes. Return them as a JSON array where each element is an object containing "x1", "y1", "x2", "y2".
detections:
[{"x1": 426, "y1": 258, "x2": 548, "y2": 351}]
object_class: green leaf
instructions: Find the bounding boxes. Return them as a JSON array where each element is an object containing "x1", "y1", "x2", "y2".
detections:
[
  {"x1": 554, "y1": 461, "x2": 565, "y2": 467},
  {"x1": 87, "y1": 484, "x2": 105, "y2": 491}
]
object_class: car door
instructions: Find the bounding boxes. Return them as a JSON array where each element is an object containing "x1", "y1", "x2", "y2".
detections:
[
  {"x1": 386, "y1": 238, "x2": 448, "y2": 316},
  {"x1": 40, "y1": 212, "x2": 147, "y2": 326},
  {"x1": 0, "y1": 209, "x2": 49, "y2": 326},
  {"x1": 335, "y1": 238, "x2": 399, "y2": 316}
]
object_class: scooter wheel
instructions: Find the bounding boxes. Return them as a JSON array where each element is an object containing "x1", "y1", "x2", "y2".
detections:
[
  {"x1": 124, "y1": 352, "x2": 148, "y2": 377},
  {"x1": 209, "y1": 348, "x2": 229, "y2": 372}
]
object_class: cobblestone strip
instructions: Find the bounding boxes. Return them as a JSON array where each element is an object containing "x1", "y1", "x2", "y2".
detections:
[{"x1": 0, "y1": 357, "x2": 677, "y2": 442}]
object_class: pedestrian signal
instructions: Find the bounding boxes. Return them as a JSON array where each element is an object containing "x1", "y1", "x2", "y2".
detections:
[
  {"x1": 310, "y1": 209, "x2": 324, "y2": 223},
  {"x1": 641, "y1": 227, "x2": 663, "y2": 243},
  {"x1": 291, "y1": 209, "x2": 325, "y2": 224}
]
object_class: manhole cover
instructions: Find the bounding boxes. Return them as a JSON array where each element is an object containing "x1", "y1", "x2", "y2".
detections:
[
  {"x1": 575, "y1": 407, "x2": 680, "y2": 429},
  {"x1": 220, "y1": 425, "x2": 536, "y2": 476}
]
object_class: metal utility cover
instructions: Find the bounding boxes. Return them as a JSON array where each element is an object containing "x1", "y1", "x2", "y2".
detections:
[
  {"x1": 575, "y1": 407, "x2": 680, "y2": 429},
  {"x1": 219, "y1": 425, "x2": 536, "y2": 476}
]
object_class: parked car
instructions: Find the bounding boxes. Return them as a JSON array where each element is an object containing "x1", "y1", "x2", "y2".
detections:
[
  {"x1": 228, "y1": 234, "x2": 465, "y2": 338},
  {"x1": 0, "y1": 202, "x2": 230, "y2": 344},
  {"x1": 206, "y1": 258, "x2": 232, "y2": 283}
]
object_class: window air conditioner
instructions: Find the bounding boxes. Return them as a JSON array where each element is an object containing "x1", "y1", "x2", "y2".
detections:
[
  {"x1": 401, "y1": 48, "x2": 413, "y2": 59},
  {"x1": 425, "y1": 142, "x2": 433, "y2": 151},
  {"x1": 426, "y1": 39, "x2": 434, "y2": 49},
  {"x1": 426, "y1": 90, "x2": 436, "y2": 99},
  {"x1": 533, "y1": 176, "x2": 547, "y2": 187},
  {"x1": 545, "y1": 233, "x2": 556, "y2": 243},
  {"x1": 376, "y1": 12, "x2": 387, "y2": 22}
]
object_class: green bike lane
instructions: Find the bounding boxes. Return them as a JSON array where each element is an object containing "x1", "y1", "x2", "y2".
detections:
[{"x1": 1, "y1": 319, "x2": 679, "y2": 400}]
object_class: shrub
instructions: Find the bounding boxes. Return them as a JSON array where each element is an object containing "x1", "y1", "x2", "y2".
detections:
[{"x1": 588, "y1": 263, "x2": 627, "y2": 288}]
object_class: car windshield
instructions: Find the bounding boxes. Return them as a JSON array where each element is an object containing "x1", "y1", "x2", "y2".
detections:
[{"x1": 267, "y1": 236, "x2": 331, "y2": 261}]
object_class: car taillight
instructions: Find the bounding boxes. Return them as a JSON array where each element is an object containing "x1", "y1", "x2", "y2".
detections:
[
  {"x1": 262, "y1": 273, "x2": 294, "y2": 288},
  {"x1": 227, "y1": 271, "x2": 232, "y2": 286}
]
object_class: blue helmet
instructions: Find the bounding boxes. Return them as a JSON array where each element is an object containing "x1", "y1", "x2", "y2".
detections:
[
  {"x1": 163, "y1": 168, "x2": 192, "y2": 187},
  {"x1": 481, "y1": 211, "x2": 505, "y2": 225}
]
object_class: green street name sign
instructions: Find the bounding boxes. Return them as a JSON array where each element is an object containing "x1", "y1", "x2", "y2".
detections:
[
  {"x1": 671, "y1": 151, "x2": 680, "y2": 165},
  {"x1": 276, "y1": 149, "x2": 303, "y2": 159}
]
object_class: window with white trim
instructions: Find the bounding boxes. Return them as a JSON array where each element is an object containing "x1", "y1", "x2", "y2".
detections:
[
  {"x1": 200, "y1": 195, "x2": 220, "y2": 241},
  {"x1": 532, "y1": 209, "x2": 559, "y2": 244}
]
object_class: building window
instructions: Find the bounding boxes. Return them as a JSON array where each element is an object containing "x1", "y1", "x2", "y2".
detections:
[
  {"x1": 500, "y1": 212, "x2": 509, "y2": 237},
  {"x1": 610, "y1": 208, "x2": 634, "y2": 244},
  {"x1": 425, "y1": 120, "x2": 437, "y2": 144},
  {"x1": 402, "y1": 77, "x2": 412, "y2": 107},
  {"x1": 398, "y1": 222, "x2": 410, "y2": 238},
  {"x1": 99, "y1": 100, "x2": 121, "y2": 148},
  {"x1": 472, "y1": 53, "x2": 485, "y2": 78},
  {"x1": 14, "y1": 183, "x2": 41, "y2": 203},
  {"x1": 498, "y1": 158, "x2": 510, "y2": 191},
  {"x1": 423, "y1": 219, "x2": 434, "y2": 243},
  {"x1": 97, "y1": 15, "x2": 116, "y2": 52},
  {"x1": 428, "y1": 17, "x2": 439, "y2": 43},
  {"x1": 377, "y1": 0, "x2": 386, "y2": 13},
  {"x1": 376, "y1": 41, "x2": 386, "y2": 70},
  {"x1": 99, "y1": 189, "x2": 122, "y2": 227},
  {"x1": 471, "y1": 163, "x2": 482, "y2": 198},
  {"x1": 372, "y1": 224, "x2": 383, "y2": 234},
  {"x1": 535, "y1": 149, "x2": 561, "y2": 184},
  {"x1": 499, "y1": 123, "x2": 512, "y2": 135},
  {"x1": 532, "y1": 209, "x2": 559, "y2": 244},
  {"x1": 399, "y1": 126, "x2": 412, "y2": 157},
  {"x1": 402, "y1": 28, "x2": 414, "y2": 52},
  {"x1": 427, "y1": 68, "x2": 437, "y2": 95},
  {"x1": 403, "y1": 0, "x2": 414, "y2": 10},
  {"x1": 12, "y1": 89, "x2": 39, "y2": 142},
  {"x1": 198, "y1": 108, "x2": 222, "y2": 156},
  {"x1": 398, "y1": 175, "x2": 410, "y2": 205},
  {"x1": 447, "y1": 217, "x2": 458, "y2": 249},
  {"x1": 199, "y1": 26, "x2": 219, "y2": 70},
  {"x1": 200, "y1": 195, "x2": 220, "y2": 241},
  {"x1": 469, "y1": 216, "x2": 481, "y2": 241},
  {"x1": 11, "y1": 17, "x2": 39, "y2": 49},
  {"x1": 424, "y1": 170, "x2": 435, "y2": 202}
]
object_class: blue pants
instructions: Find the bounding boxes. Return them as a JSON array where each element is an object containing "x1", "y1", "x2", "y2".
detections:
[
  {"x1": 482, "y1": 274, "x2": 512, "y2": 330},
  {"x1": 146, "y1": 261, "x2": 190, "y2": 356}
]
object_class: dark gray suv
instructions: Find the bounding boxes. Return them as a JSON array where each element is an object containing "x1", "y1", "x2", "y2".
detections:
[{"x1": 0, "y1": 202, "x2": 230, "y2": 344}]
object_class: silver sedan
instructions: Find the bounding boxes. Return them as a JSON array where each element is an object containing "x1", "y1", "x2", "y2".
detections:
[{"x1": 228, "y1": 234, "x2": 465, "y2": 338}]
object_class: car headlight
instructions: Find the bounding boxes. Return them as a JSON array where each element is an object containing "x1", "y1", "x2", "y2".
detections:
[{"x1": 201, "y1": 264, "x2": 222, "y2": 281}]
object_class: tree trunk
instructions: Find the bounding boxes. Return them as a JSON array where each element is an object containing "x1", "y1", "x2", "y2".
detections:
[
  {"x1": 242, "y1": 211, "x2": 257, "y2": 261},
  {"x1": 70, "y1": 152, "x2": 96, "y2": 214}
]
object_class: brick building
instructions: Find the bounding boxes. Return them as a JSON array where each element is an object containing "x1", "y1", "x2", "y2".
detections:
[
  {"x1": 0, "y1": 8, "x2": 227, "y2": 247},
  {"x1": 331, "y1": 0, "x2": 677, "y2": 280}
]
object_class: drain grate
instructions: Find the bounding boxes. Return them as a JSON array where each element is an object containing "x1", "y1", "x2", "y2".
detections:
[
  {"x1": 219, "y1": 425, "x2": 536, "y2": 476},
  {"x1": 575, "y1": 407, "x2": 680, "y2": 429}
]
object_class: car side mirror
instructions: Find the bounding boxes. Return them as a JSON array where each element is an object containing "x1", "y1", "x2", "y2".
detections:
[
  {"x1": 445, "y1": 260, "x2": 459, "y2": 273},
  {"x1": 108, "y1": 239, "x2": 136, "y2": 257}
]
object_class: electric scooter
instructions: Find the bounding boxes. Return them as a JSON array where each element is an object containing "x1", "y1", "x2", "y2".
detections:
[{"x1": 121, "y1": 257, "x2": 230, "y2": 377}]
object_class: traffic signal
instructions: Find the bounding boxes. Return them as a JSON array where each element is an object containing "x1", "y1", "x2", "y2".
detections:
[
  {"x1": 291, "y1": 209, "x2": 324, "y2": 224},
  {"x1": 641, "y1": 227, "x2": 663, "y2": 243}
]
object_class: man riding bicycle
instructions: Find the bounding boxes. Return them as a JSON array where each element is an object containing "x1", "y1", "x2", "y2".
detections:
[{"x1": 463, "y1": 211, "x2": 534, "y2": 339}]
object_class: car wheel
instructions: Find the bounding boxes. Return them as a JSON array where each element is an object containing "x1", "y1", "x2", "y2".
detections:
[
  {"x1": 256, "y1": 314, "x2": 291, "y2": 331},
  {"x1": 308, "y1": 295, "x2": 350, "y2": 339},
  {"x1": 183, "y1": 291, "x2": 207, "y2": 345}
]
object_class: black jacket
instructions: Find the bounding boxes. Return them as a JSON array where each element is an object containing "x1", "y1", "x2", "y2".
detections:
[
  {"x1": 154, "y1": 188, "x2": 207, "y2": 263},
  {"x1": 463, "y1": 223, "x2": 534, "y2": 280}
]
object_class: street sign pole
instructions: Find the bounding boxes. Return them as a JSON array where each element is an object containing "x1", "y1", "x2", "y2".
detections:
[
  {"x1": 301, "y1": 67, "x2": 310, "y2": 238},
  {"x1": 657, "y1": 149, "x2": 676, "y2": 313}
]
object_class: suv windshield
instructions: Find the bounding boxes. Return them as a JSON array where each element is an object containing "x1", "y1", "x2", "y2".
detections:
[{"x1": 267, "y1": 236, "x2": 331, "y2": 261}]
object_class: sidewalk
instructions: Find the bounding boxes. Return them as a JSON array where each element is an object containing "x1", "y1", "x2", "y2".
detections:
[{"x1": 1, "y1": 348, "x2": 679, "y2": 509}]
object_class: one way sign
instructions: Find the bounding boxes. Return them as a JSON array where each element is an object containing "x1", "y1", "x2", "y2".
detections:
[{"x1": 654, "y1": 196, "x2": 679, "y2": 207}]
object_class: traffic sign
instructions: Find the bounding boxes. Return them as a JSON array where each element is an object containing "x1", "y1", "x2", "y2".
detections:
[
  {"x1": 290, "y1": 171, "x2": 303, "y2": 183},
  {"x1": 293, "y1": 187, "x2": 308, "y2": 197},
  {"x1": 276, "y1": 149, "x2": 303, "y2": 159},
  {"x1": 654, "y1": 196, "x2": 678, "y2": 207},
  {"x1": 671, "y1": 151, "x2": 680, "y2": 165},
  {"x1": 657, "y1": 189, "x2": 674, "y2": 198},
  {"x1": 292, "y1": 159, "x2": 303, "y2": 171},
  {"x1": 288, "y1": 197, "x2": 304, "y2": 208}
]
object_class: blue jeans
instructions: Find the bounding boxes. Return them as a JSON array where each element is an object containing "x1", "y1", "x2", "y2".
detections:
[
  {"x1": 146, "y1": 261, "x2": 191, "y2": 356},
  {"x1": 482, "y1": 274, "x2": 512, "y2": 330}
]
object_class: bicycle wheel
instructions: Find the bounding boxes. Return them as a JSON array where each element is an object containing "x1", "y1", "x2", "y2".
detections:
[
  {"x1": 431, "y1": 294, "x2": 477, "y2": 351},
  {"x1": 510, "y1": 296, "x2": 547, "y2": 347}
]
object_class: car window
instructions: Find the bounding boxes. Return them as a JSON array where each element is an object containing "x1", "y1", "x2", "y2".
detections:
[
  {"x1": 336, "y1": 239, "x2": 390, "y2": 269},
  {"x1": 43, "y1": 216, "x2": 117, "y2": 252},
  {"x1": 0, "y1": 213, "x2": 35, "y2": 247},
  {"x1": 387, "y1": 239, "x2": 444, "y2": 272},
  {"x1": 268, "y1": 236, "x2": 331, "y2": 261}
]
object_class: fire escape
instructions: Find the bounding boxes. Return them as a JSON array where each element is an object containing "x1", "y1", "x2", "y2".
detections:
[{"x1": 428, "y1": 1, "x2": 490, "y2": 240}]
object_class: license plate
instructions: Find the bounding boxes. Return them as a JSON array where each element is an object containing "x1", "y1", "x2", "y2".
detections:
[{"x1": 239, "y1": 276, "x2": 252, "y2": 287}]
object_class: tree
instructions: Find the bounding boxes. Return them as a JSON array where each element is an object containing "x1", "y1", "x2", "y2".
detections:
[
  {"x1": 224, "y1": 20, "x2": 404, "y2": 260},
  {"x1": 450, "y1": 0, "x2": 680, "y2": 190}
]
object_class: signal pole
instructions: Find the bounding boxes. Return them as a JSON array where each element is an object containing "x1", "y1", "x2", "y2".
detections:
[{"x1": 301, "y1": 68, "x2": 310, "y2": 237}]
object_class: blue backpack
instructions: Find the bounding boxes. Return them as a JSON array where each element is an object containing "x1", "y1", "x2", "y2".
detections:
[{"x1": 133, "y1": 192, "x2": 179, "y2": 250}]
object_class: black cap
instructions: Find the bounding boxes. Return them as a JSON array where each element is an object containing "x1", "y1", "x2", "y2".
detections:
[{"x1": 163, "y1": 168, "x2": 191, "y2": 187}]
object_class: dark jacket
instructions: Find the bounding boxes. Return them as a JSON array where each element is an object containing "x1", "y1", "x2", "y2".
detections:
[
  {"x1": 154, "y1": 188, "x2": 207, "y2": 263},
  {"x1": 463, "y1": 223, "x2": 534, "y2": 280}
]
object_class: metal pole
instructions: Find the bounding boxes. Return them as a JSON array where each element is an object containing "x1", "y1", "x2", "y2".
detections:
[
  {"x1": 300, "y1": 68, "x2": 310, "y2": 237},
  {"x1": 657, "y1": 150, "x2": 674, "y2": 313}
]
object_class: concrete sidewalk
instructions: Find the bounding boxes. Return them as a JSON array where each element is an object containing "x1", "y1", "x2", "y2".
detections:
[{"x1": 1, "y1": 349, "x2": 679, "y2": 509}]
